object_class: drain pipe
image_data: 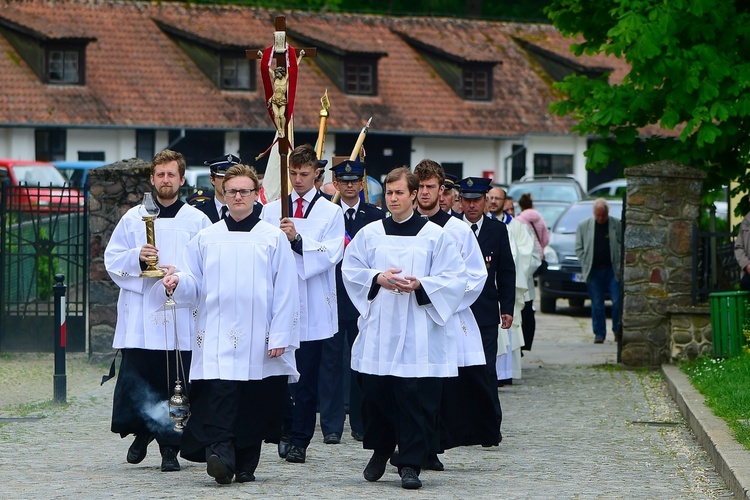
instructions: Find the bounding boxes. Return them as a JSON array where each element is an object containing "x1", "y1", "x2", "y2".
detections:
[
  {"x1": 503, "y1": 140, "x2": 527, "y2": 184},
  {"x1": 166, "y1": 129, "x2": 186, "y2": 150}
]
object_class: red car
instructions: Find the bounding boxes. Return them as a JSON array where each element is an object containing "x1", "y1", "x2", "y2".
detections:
[{"x1": 0, "y1": 159, "x2": 85, "y2": 212}]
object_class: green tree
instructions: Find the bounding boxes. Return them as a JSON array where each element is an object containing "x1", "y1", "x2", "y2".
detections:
[{"x1": 546, "y1": 0, "x2": 750, "y2": 208}]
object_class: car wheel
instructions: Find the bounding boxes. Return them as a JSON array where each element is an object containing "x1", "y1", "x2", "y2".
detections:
[
  {"x1": 540, "y1": 296, "x2": 556, "y2": 314},
  {"x1": 569, "y1": 298, "x2": 585, "y2": 308}
]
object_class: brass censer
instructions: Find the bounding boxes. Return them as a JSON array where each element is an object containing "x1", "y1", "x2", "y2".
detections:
[
  {"x1": 140, "y1": 192, "x2": 166, "y2": 278},
  {"x1": 164, "y1": 287, "x2": 190, "y2": 431}
]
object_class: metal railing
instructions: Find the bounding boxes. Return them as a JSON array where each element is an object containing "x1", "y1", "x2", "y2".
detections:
[{"x1": 692, "y1": 225, "x2": 738, "y2": 305}]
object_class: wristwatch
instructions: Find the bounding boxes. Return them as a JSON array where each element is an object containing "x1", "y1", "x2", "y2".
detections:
[{"x1": 293, "y1": 233, "x2": 302, "y2": 243}]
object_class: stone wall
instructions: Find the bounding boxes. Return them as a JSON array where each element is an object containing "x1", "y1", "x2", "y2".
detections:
[
  {"x1": 622, "y1": 161, "x2": 705, "y2": 367},
  {"x1": 88, "y1": 158, "x2": 152, "y2": 363},
  {"x1": 668, "y1": 306, "x2": 712, "y2": 361}
]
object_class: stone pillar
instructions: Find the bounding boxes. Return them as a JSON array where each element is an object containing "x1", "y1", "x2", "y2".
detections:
[
  {"x1": 621, "y1": 161, "x2": 705, "y2": 367},
  {"x1": 88, "y1": 158, "x2": 152, "y2": 364}
]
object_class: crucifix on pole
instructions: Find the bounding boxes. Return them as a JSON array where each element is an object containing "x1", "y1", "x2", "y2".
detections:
[{"x1": 247, "y1": 16, "x2": 317, "y2": 218}]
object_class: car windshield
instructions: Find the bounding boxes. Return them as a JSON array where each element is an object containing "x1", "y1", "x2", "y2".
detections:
[
  {"x1": 15, "y1": 165, "x2": 68, "y2": 187},
  {"x1": 508, "y1": 184, "x2": 580, "y2": 203},
  {"x1": 555, "y1": 203, "x2": 623, "y2": 234},
  {"x1": 535, "y1": 204, "x2": 569, "y2": 228}
]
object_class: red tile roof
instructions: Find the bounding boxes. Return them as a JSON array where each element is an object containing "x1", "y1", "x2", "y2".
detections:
[{"x1": 0, "y1": 0, "x2": 632, "y2": 138}]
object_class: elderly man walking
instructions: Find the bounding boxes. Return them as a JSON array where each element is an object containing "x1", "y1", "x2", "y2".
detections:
[{"x1": 575, "y1": 198, "x2": 622, "y2": 343}]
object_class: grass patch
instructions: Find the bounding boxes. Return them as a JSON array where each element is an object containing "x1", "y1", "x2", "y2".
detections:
[{"x1": 681, "y1": 352, "x2": 750, "y2": 450}]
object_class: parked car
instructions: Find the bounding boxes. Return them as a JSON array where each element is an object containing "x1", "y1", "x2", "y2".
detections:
[
  {"x1": 53, "y1": 160, "x2": 107, "y2": 187},
  {"x1": 528, "y1": 200, "x2": 571, "y2": 229},
  {"x1": 0, "y1": 159, "x2": 85, "y2": 212},
  {"x1": 181, "y1": 166, "x2": 213, "y2": 201},
  {"x1": 508, "y1": 175, "x2": 585, "y2": 204},
  {"x1": 538, "y1": 198, "x2": 623, "y2": 313},
  {"x1": 587, "y1": 178, "x2": 626, "y2": 198}
]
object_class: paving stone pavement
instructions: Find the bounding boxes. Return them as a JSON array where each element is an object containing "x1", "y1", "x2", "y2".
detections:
[{"x1": 0, "y1": 300, "x2": 733, "y2": 499}]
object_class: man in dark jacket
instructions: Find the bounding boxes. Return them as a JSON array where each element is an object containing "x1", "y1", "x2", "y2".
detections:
[
  {"x1": 318, "y1": 158, "x2": 384, "y2": 445},
  {"x1": 459, "y1": 176, "x2": 515, "y2": 431}
]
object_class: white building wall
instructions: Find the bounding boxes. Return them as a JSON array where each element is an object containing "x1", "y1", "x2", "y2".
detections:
[
  {"x1": 411, "y1": 134, "x2": 590, "y2": 187},
  {"x1": 411, "y1": 136, "x2": 504, "y2": 181},
  {"x1": 523, "y1": 135, "x2": 590, "y2": 190},
  {"x1": 155, "y1": 130, "x2": 171, "y2": 154},
  {"x1": 0, "y1": 128, "x2": 36, "y2": 159},
  {"x1": 66, "y1": 128, "x2": 137, "y2": 163}
]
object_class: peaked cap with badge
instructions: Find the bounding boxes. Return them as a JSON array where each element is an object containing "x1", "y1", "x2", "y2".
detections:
[
  {"x1": 204, "y1": 153, "x2": 241, "y2": 177},
  {"x1": 458, "y1": 177, "x2": 493, "y2": 199}
]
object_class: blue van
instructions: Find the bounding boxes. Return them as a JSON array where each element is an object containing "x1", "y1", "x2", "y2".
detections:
[{"x1": 53, "y1": 160, "x2": 108, "y2": 188}]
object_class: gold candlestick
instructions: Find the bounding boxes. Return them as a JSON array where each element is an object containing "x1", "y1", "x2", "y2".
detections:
[{"x1": 139, "y1": 192, "x2": 166, "y2": 278}]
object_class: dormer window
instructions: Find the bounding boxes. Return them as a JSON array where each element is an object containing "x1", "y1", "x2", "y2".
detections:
[
  {"x1": 463, "y1": 66, "x2": 491, "y2": 101},
  {"x1": 48, "y1": 46, "x2": 82, "y2": 84},
  {"x1": 394, "y1": 30, "x2": 497, "y2": 102},
  {"x1": 344, "y1": 57, "x2": 376, "y2": 95},
  {"x1": 0, "y1": 18, "x2": 92, "y2": 86},
  {"x1": 221, "y1": 52, "x2": 253, "y2": 90},
  {"x1": 155, "y1": 21, "x2": 256, "y2": 92}
]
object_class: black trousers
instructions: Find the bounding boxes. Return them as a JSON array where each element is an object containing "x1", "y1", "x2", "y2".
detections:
[
  {"x1": 478, "y1": 324, "x2": 503, "y2": 427},
  {"x1": 360, "y1": 374, "x2": 442, "y2": 472},
  {"x1": 521, "y1": 300, "x2": 536, "y2": 351},
  {"x1": 285, "y1": 339, "x2": 324, "y2": 448},
  {"x1": 180, "y1": 376, "x2": 287, "y2": 469},
  {"x1": 111, "y1": 348, "x2": 191, "y2": 448},
  {"x1": 319, "y1": 318, "x2": 363, "y2": 436},
  {"x1": 439, "y1": 365, "x2": 501, "y2": 450},
  {"x1": 741, "y1": 273, "x2": 750, "y2": 292}
]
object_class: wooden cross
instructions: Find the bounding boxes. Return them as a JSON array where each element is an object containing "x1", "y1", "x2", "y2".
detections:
[{"x1": 247, "y1": 16, "x2": 317, "y2": 218}]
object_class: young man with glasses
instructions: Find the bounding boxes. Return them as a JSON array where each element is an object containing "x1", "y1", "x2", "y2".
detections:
[{"x1": 164, "y1": 164, "x2": 300, "y2": 484}]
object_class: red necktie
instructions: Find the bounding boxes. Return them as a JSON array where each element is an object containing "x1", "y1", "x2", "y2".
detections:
[{"x1": 295, "y1": 197, "x2": 304, "y2": 218}]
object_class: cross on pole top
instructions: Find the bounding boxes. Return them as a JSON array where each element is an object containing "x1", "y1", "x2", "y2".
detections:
[{"x1": 247, "y1": 16, "x2": 317, "y2": 218}]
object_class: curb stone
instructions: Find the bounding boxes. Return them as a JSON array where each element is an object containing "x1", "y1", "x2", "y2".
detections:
[{"x1": 663, "y1": 364, "x2": 750, "y2": 499}]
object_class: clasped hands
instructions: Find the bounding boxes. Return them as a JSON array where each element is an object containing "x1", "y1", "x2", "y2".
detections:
[{"x1": 377, "y1": 268, "x2": 421, "y2": 293}]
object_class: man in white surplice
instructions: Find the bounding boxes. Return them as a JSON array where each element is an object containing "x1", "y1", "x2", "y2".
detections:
[
  {"x1": 260, "y1": 144, "x2": 344, "y2": 464},
  {"x1": 342, "y1": 167, "x2": 466, "y2": 491},
  {"x1": 413, "y1": 160, "x2": 498, "y2": 471},
  {"x1": 164, "y1": 165, "x2": 300, "y2": 484},
  {"x1": 104, "y1": 149, "x2": 211, "y2": 473}
]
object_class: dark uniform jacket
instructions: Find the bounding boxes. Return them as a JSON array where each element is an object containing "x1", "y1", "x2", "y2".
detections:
[
  {"x1": 470, "y1": 215, "x2": 516, "y2": 327},
  {"x1": 336, "y1": 202, "x2": 385, "y2": 321}
]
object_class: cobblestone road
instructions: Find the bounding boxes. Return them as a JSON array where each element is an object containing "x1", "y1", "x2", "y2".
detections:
[{"x1": 0, "y1": 301, "x2": 732, "y2": 499}]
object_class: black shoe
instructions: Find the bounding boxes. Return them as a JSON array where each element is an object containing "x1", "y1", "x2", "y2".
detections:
[
  {"x1": 160, "y1": 446, "x2": 181, "y2": 472},
  {"x1": 351, "y1": 430, "x2": 364, "y2": 442},
  {"x1": 207, "y1": 454, "x2": 233, "y2": 485},
  {"x1": 594, "y1": 336, "x2": 605, "y2": 344},
  {"x1": 285, "y1": 445, "x2": 306, "y2": 463},
  {"x1": 126, "y1": 434, "x2": 154, "y2": 464},
  {"x1": 389, "y1": 450, "x2": 400, "y2": 467},
  {"x1": 423, "y1": 454, "x2": 444, "y2": 471},
  {"x1": 323, "y1": 433, "x2": 341, "y2": 444},
  {"x1": 400, "y1": 467, "x2": 422, "y2": 489},
  {"x1": 363, "y1": 452, "x2": 389, "y2": 482},
  {"x1": 278, "y1": 438, "x2": 291, "y2": 459},
  {"x1": 236, "y1": 471, "x2": 255, "y2": 483}
]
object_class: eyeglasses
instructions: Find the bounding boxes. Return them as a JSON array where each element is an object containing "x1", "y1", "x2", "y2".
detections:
[
  {"x1": 337, "y1": 179, "x2": 363, "y2": 185},
  {"x1": 225, "y1": 188, "x2": 257, "y2": 198}
]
